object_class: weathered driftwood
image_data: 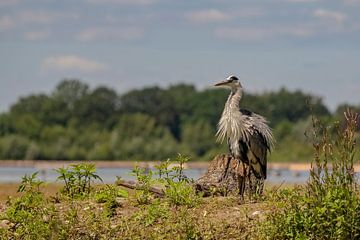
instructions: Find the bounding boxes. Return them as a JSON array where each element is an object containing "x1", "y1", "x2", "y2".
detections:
[
  {"x1": 115, "y1": 179, "x2": 165, "y2": 197},
  {"x1": 195, "y1": 154, "x2": 260, "y2": 197}
]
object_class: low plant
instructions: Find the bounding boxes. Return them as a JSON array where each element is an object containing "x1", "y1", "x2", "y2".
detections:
[
  {"x1": 95, "y1": 185, "x2": 128, "y2": 217},
  {"x1": 131, "y1": 165, "x2": 154, "y2": 204},
  {"x1": 56, "y1": 163, "x2": 102, "y2": 198},
  {"x1": 131, "y1": 154, "x2": 200, "y2": 207},
  {"x1": 164, "y1": 180, "x2": 200, "y2": 207},
  {"x1": 134, "y1": 199, "x2": 169, "y2": 227},
  {"x1": 155, "y1": 154, "x2": 200, "y2": 207},
  {"x1": 170, "y1": 153, "x2": 191, "y2": 182},
  {"x1": 0, "y1": 173, "x2": 61, "y2": 239}
]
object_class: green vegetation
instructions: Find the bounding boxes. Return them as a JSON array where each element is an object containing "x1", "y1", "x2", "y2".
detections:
[
  {"x1": 257, "y1": 110, "x2": 360, "y2": 239},
  {"x1": 1, "y1": 79, "x2": 358, "y2": 161},
  {"x1": 56, "y1": 163, "x2": 102, "y2": 198},
  {"x1": 0, "y1": 112, "x2": 359, "y2": 239}
]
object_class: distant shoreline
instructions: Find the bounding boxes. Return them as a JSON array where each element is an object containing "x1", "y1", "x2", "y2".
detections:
[{"x1": 0, "y1": 160, "x2": 359, "y2": 172}]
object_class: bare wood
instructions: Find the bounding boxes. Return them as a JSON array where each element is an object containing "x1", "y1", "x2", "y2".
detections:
[{"x1": 115, "y1": 179, "x2": 165, "y2": 197}]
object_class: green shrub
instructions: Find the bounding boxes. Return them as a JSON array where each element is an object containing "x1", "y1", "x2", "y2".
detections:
[
  {"x1": 164, "y1": 180, "x2": 200, "y2": 207},
  {"x1": 130, "y1": 154, "x2": 201, "y2": 207},
  {"x1": 259, "y1": 110, "x2": 360, "y2": 240},
  {"x1": 56, "y1": 163, "x2": 102, "y2": 198},
  {"x1": 0, "y1": 173, "x2": 61, "y2": 240},
  {"x1": 131, "y1": 165, "x2": 154, "y2": 205},
  {"x1": 157, "y1": 154, "x2": 200, "y2": 207}
]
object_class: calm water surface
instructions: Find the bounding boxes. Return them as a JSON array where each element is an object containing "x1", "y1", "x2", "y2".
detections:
[{"x1": 0, "y1": 167, "x2": 311, "y2": 184}]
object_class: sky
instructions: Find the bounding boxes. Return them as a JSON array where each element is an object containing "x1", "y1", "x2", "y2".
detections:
[{"x1": 0, "y1": 0, "x2": 359, "y2": 112}]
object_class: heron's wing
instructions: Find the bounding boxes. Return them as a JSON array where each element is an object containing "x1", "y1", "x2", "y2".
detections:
[{"x1": 247, "y1": 129, "x2": 268, "y2": 179}]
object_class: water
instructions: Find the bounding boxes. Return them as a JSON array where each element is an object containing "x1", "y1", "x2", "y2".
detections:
[{"x1": 0, "y1": 166, "x2": 310, "y2": 184}]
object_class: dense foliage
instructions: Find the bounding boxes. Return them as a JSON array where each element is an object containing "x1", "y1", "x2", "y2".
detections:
[{"x1": 0, "y1": 79, "x2": 358, "y2": 161}]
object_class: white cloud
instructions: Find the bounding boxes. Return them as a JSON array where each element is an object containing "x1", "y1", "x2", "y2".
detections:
[
  {"x1": 186, "y1": 9, "x2": 230, "y2": 23},
  {"x1": 24, "y1": 30, "x2": 50, "y2": 40},
  {"x1": 314, "y1": 9, "x2": 346, "y2": 24},
  {"x1": 43, "y1": 55, "x2": 108, "y2": 73},
  {"x1": 87, "y1": 0, "x2": 158, "y2": 5},
  {"x1": 214, "y1": 26, "x2": 313, "y2": 41},
  {"x1": 76, "y1": 27, "x2": 144, "y2": 41}
]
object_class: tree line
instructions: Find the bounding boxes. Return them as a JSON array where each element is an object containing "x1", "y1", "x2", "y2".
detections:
[{"x1": 0, "y1": 79, "x2": 358, "y2": 161}]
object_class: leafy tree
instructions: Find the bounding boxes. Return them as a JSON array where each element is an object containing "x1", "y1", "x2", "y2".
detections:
[
  {"x1": 0, "y1": 135, "x2": 30, "y2": 160},
  {"x1": 40, "y1": 125, "x2": 69, "y2": 142},
  {"x1": 9, "y1": 94, "x2": 69, "y2": 126},
  {"x1": 181, "y1": 120, "x2": 216, "y2": 156},
  {"x1": 52, "y1": 79, "x2": 89, "y2": 110},
  {"x1": 120, "y1": 87, "x2": 180, "y2": 139},
  {"x1": 167, "y1": 84, "x2": 197, "y2": 118},
  {"x1": 0, "y1": 79, "x2": 340, "y2": 161},
  {"x1": 258, "y1": 88, "x2": 330, "y2": 125},
  {"x1": 183, "y1": 88, "x2": 228, "y2": 127},
  {"x1": 111, "y1": 113, "x2": 179, "y2": 160},
  {"x1": 0, "y1": 113, "x2": 14, "y2": 136},
  {"x1": 10, "y1": 94, "x2": 49, "y2": 117},
  {"x1": 12, "y1": 114, "x2": 42, "y2": 139},
  {"x1": 75, "y1": 86, "x2": 119, "y2": 127}
]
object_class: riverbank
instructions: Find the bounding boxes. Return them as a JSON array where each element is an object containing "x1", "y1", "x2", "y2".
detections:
[{"x1": 0, "y1": 159, "x2": 360, "y2": 172}]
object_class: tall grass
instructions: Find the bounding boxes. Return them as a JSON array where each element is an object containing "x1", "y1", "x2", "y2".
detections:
[
  {"x1": 259, "y1": 109, "x2": 360, "y2": 240},
  {"x1": 308, "y1": 109, "x2": 358, "y2": 195}
]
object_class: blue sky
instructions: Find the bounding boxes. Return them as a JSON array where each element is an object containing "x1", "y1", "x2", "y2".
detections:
[{"x1": 0, "y1": 0, "x2": 359, "y2": 112}]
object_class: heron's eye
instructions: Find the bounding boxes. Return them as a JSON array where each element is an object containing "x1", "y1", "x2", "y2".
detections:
[{"x1": 228, "y1": 76, "x2": 238, "y2": 81}]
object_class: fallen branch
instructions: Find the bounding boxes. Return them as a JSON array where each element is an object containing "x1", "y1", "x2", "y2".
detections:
[{"x1": 115, "y1": 179, "x2": 165, "y2": 197}]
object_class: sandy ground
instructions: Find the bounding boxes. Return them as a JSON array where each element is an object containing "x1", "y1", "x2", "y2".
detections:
[
  {"x1": 0, "y1": 183, "x2": 63, "y2": 203},
  {"x1": 0, "y1": 182, "x2": 297, "y2": 205}
]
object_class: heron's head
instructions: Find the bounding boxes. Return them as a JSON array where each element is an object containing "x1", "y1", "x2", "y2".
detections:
[{"x1": 214, "y1": 75, "x2": 242, "y2": 91}]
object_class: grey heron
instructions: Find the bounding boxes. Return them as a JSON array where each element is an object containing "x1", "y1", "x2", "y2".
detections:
[{"x1": 214, "y1": 75, "x2": 274, "y2": 200}]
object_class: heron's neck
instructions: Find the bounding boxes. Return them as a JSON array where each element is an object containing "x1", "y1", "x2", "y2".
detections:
[{"x1": 226, "y1": 87, "x2": 242, "y2": 110}]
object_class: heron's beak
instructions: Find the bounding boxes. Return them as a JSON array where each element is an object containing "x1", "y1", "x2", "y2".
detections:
[{"x1": 214, "y1": 79, "x2": 231, "y2": 86}]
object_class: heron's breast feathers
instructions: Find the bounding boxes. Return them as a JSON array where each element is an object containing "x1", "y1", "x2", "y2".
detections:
[{"x1": 216, "y1": 111, "x2": 275, "y2": 150}]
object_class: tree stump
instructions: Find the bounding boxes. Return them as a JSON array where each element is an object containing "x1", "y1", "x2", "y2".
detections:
[{"x1": 195, "y1": 154, "x2": 261, "y2": 197}]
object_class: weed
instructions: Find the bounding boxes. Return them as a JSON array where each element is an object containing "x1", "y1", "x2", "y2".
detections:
[
  {"x1": 155, "y1": 154, "x2": 201, "y2": 207},
  {"x1": 131, "y1": 165, "x2": 154, "y2": 204},
  {"x1": 17, "y1": 172, "x2": 44, "y2": 194},
  {"x1": 154, "y1": 158, "x2": 172, "y2": 179},
  {"x1": 95, "y1": 185, "x2": 128, "y2": 217},
  {"x1": 171, "y1": 153, "x2": 191, "y2": 182},
  {"x1": 0, "y1": 172, "x2": 60, "y2": 240},
  {"x1": 56, "y1": 163, "x2": 102, "y2": 198},
  {"x1": 134, "y1": 199, "x2": 169, "y2": 227},
  {"x1": 164, "y1": 180, "x2": 200, "y2": 207}
]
